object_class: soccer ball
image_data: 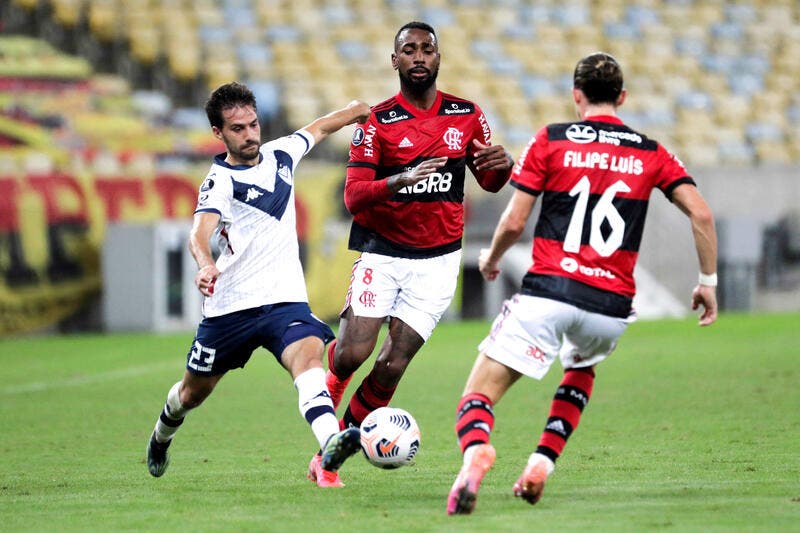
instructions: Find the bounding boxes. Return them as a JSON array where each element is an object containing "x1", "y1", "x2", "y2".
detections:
[{"x1": 359, "y1": 407, "x2": 421, "y2": 469}]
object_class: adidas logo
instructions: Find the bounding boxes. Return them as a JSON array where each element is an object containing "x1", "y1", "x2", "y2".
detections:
[
  {"x1": 399, "y1": 137, "x2": 414, "y2": 148},
  {"x1": 246, "y1": 187, "x2": 263, "y2": 201},
  {"x1": 545, "y1": 419, "x2": 566, "y2": 435}
]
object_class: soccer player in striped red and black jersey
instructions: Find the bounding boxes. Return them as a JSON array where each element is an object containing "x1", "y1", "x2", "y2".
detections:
[
  {"x1": 323, "y1": 22, "x2": 514, "y2": 435},
  {"x1": 447, "y1": 52, "x2": 718, "y2": 515}
]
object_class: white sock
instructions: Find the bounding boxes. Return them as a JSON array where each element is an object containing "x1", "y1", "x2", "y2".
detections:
[
  {"x1": 153, "y1": 381, "x2": 189, "y2": 443},
  {"x1": 294, "y1": 367, "x2": 340, "y2": 450}
]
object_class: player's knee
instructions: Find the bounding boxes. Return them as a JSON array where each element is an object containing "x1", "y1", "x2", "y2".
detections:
[{"x1": 334, "y1": 339, "x2": 372, "y2": 374}]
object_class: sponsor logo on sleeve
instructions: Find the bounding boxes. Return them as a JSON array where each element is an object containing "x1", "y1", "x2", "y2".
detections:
[
  {"x1": 477, "y1": 112, "x2": 491, "y2": 143},
  {"x1": 352, "y1": 127, "x2": 365, "y2": 146}
]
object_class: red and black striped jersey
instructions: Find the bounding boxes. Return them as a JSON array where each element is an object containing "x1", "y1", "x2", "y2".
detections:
[
  {"x1": 512, "y1": 115, "x2": 694, "y2": 318},
  {"x1": 345, "y1": 90, "x2": 505, "y2": 258}
]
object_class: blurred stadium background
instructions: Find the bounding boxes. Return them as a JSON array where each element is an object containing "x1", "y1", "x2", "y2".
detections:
[{"x1": 1, "y1": 0, "x2": 798, "y2": 336}]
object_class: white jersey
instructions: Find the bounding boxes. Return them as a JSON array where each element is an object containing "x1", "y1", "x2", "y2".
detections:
[{"x1": 194, "y1": 129, "x2": 315, "y2": 317}]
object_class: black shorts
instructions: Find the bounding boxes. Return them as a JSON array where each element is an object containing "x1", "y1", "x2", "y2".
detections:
[{"x1": 185, "y1": 302, "x2": 335, "y2": 376}]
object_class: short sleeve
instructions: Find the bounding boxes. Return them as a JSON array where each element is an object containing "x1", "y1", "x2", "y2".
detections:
[
  {"x1": 654, "y1": 144, "x2": 695, "y2": 200},
  {"x1": 472, "y1": 103, "x2": 492, "y2": 145},
  {"x1": 348, "y1": 113, "x2": 380, "y2": 166},
  {"x1": 195, "y1": 169, "x2": 233, "y2": 219},
  {"x1": 265, "y1": 129, "x2": 316, "y2": 171},
  {"x1": 510, "y1": 126, "x2": 549, "y2": 195}
]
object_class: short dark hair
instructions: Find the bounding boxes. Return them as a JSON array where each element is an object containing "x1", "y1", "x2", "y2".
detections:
[
  {"x1": 573, "y1": 52, "x2": 624, "y2": 105},
  {"x1": 394, "y1": 21, "x2": 436, "y2": 51},
  {"x1": 204, "y1": 82, "x2": 257, "y2": 128}
]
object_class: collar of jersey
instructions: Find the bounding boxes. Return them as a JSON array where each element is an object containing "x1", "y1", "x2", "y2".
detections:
[
  {"x1": 213, "y1": 151, "x2": 263, "y2": 170},
  {"x1": 395, "y1": 89, "x2": 443, "y2": 118}
]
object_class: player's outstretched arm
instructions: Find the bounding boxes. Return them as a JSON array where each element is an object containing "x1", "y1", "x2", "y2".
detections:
[
  {"x1": 479, "y1": 188, "x2": 537, "y2": 281},
  {"x1": 302, "y1": 100, "x2": 371, "y2": 145},
  {"x1": 672, "y1": 183, "x2": 718, "y2": 326}
]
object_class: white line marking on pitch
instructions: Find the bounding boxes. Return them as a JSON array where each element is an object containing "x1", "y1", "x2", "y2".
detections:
[{"x1": 2, "y1": 362, "x2": 178, "y2": 395}]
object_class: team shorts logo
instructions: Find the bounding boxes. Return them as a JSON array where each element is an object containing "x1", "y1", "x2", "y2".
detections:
[
  {"x1": 443, "y1": 127, "x2": 464, "y2": 151},
  {"x1": 359, "y1": 290, "x2": 376, "y2": 307},
  {"x1": 566, "y1": 124, "x2": 597, "y2": 144},
  {"x1": 352, "y1": 127, "x2": 365, "y2": 146},
  {"x1": 526, "y1": 345, "x2": 546, "y2": 362}
]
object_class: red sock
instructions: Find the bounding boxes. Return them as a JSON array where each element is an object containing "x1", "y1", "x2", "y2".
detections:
[
  {"x1": 537, "y1": 367, "x2": 595, "y2": 462},
  {"x1": 342, "y1": 371, "x2": 396, "y2": 428},
  {"x1": 325, "y1": 340, "x2": 353, "y2": 411},
  {"x1": 455, "y1": 393, "x2": 495, "y2": 453}
]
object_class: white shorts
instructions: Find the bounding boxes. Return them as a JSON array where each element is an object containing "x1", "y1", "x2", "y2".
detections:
[
  {"x1": 342, "y1": 251, "x2": 461, "y2": 341},
  {"x1": 479, "y1": 294, "x2": 635, "y2": 380}
]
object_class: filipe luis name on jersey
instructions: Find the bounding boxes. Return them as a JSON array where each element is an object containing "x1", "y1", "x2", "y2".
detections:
[{"x1": 563, "y1": 151, "x2": 644, "y2": 175}]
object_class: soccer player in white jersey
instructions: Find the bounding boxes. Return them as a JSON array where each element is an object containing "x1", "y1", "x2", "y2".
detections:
[{"x1": 145, "y1": 82, "x2": 371, "y2": 488}]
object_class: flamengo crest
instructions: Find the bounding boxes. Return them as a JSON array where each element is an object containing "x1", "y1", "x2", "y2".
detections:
[{"x1": 443, "y1": 127, "x2": 463, "y2": 151}]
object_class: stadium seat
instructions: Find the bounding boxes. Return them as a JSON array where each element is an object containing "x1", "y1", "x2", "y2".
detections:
[{"x1": 6, "y1": 0, "x2": 800, "y2": 167}]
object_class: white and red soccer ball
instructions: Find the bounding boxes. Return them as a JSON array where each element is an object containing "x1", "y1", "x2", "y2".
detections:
[{"x1": 359, "y1": 407, "x2": 421, "y2": 469}]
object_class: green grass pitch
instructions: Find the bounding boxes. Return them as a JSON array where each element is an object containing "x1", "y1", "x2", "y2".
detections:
[{"x1": 1, "y1": 312, "x2": 798, "y2": 531}]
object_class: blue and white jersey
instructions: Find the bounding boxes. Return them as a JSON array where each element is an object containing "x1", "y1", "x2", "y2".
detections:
[{"x1": 194, "y1": 129, "x2": 315, "y2": 317}]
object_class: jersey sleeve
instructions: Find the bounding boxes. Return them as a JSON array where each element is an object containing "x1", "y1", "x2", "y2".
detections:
[
  {"x1": 510, "y1": 126, "x2": 549, "y2": 196},
  {"x1": 470, "y1": 104, "x2": 510, "y2": 193},
  {"x1": 194, "y1": 168, "x2": 233, "y2": 220},
  {"x1": 654, "y1": 144, "x2": 695, "y2": 200},
  {"x1": 472, "y1": 103, "x2": 492, "y2": 145},
  {"x1": 265, "y1": 129, "x2": 316, "y2": 171},
  {"x1": 344, "y1": 114, "x2": 393, "y2": 214}
]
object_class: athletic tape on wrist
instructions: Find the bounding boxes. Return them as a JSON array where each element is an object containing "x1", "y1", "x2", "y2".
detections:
[{"x1": 698, "y1": 272, "x2": 718, "y2": 287}]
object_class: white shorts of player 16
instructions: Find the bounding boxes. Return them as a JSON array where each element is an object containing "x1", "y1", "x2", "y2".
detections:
[
  {"x1": 480, "y1": 295, "x2": 634, "y2": 380},
  {"x1": 359, "y1": 407, "x2": 421, "y2": 469}
]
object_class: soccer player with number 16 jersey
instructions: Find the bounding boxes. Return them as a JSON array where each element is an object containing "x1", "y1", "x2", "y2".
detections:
[{"x1": 447, "y1": 52, "x2": 718, "y2": 515}]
